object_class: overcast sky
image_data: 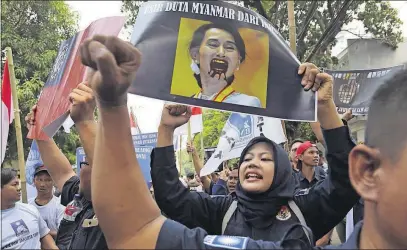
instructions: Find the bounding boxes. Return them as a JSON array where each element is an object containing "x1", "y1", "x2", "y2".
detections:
[{"x1": 65, "y1": 1, "x2": 407, "y2": 131}]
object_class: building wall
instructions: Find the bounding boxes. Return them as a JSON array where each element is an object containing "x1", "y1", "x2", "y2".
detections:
[
  {"x1": 335, "y1": 38, "x2": 406, "y2": 139},
  {"x1": 337, "y1": 38, "x2": 407, "y2": 70},
  {"x1": 348, "y1": 116, "x2": 367, "y2": 143}
]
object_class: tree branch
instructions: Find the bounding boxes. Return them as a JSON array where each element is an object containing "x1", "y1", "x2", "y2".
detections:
[
  {"x1": 253, "y1": 0, "x2": 268, "y2": 19},
  {"x1": 297, "y1": 1, "x2": 318, "y2": 42},
  {"x1": 269, "y1": 0, "x2": 281, "y2": 22},
  {"x1": 306, "y1": 0, "x2": 354, "y2": 62},
  {"x1": 327, "y1": 0, "x2": 335, "y2": 18},
  {"x1": 314, "y1": 11, "x2": 327, "y2": 32}
]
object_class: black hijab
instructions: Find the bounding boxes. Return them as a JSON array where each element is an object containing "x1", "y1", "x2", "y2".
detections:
[{"x1": 235, "y1": 136, "x2": 296, "y2": 229}]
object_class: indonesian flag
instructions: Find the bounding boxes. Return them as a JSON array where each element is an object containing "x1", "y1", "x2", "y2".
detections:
[
  {"x1": 130, "y1": 109, "x2": 141, "y2": 135},
  {"x1": 174, "y1": 107, "x2": 203, "y2": 136},
  {"x1": 1, "y1": 60, "x2": 14, "y2": 163}
]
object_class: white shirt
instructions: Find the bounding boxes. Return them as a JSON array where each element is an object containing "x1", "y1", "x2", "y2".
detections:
[
  {"x1": 28, "y1": 196, "x2": 65, "y2": 231},
  {"x1": 1, "y1": 202, "x2": 50, "y2": 249}
]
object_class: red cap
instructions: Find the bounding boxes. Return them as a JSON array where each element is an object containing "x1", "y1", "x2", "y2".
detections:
[{"x1": 296, "y1": 141, "x2": 317, "y2": 156}]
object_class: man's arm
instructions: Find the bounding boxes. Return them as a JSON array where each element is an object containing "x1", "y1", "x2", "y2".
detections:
[
  {"x1": 316, "y1": 229, "x2": 333, "y2": 247},
  {"x1": 68, "y1": 83, "x2": 97, "y2": 166},
  {"x1": 36, "y1": 139, "x2": 75, "y2": 193},
  {"x1": 48, "y1": 230, "x2": 58, "y2": 240},
  {"x1": 40, "y1": 234, "x2": 59, "y2": 249},
  {"x1": 81, "y1": 37, "x2": 165, "y2": 249},
  {"x1": 187, "y1": 142, "x2": 211, "y2": 190},
  {"x1": 25, "y1": 105, "x2": 73, "y2": 193},
  {"x1": 295, "y1": 74, "x2": 359, "y2": 239}
]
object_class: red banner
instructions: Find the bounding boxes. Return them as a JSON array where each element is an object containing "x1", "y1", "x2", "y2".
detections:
[{"x1": 28, "y1": 16, "x2": 125, "y2": 140}]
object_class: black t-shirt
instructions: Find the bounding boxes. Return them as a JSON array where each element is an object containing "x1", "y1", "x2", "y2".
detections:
[
  {"x1": 56, "y1": 176, "x2": 107, "y2": 249},
  {"x1": 156, "y1": 219, "x2": 292, "y2": 249}
]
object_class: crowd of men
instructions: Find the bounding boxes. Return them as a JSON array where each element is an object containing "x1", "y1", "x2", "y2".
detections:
[{"x1": 1, "y1": 35, "x2": 407, "y2": 250}]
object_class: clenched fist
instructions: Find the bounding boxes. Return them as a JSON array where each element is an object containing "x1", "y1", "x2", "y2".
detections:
[
  {"x1": 69, "y1": 82, "x2": 96, "y2": 123},
  {"x1": 80, "y1": 35, "x2": 141, "y2": 107},
  {"x1": 159, "y1": 104, "x2": 191, "y2": 131}
]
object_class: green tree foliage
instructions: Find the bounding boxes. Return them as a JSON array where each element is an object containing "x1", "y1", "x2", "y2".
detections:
[
  {"x1": 243, "y1": 0, "x2": 403, "y2": 67},
  {"x1": 1, "y1": 0, "x2": 80, "y2": 164},
  {"x1": 192, "y1": 109, "x2": 230, "y2": 153}
]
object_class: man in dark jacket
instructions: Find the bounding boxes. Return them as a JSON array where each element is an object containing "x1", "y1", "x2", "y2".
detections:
[{"x1": 324, "y1": 68, "x2": 407, "y2": 249}]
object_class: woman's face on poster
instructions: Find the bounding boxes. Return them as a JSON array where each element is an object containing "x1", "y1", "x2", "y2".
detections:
[{"x1": 196, "y1": 28, "x2": 241, "y2": 80}]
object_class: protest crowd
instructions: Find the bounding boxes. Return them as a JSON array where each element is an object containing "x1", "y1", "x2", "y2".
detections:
[{"x1": 1, "y1": 1, "x2": 407, "y2": 250}]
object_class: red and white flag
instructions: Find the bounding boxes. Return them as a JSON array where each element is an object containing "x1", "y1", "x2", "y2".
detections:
[
  {"x1": 1, "y1": 60, "x2": 14, "y2": 163},
  {"x1": 129, "y1": 109, "x2": 141, "y2": 135},
  {"x1": 174, "y1": 107, "x2": 203, "y2": 136}
]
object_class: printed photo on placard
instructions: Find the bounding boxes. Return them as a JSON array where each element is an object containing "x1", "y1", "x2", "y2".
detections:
[
  {"x1": 129, "y1": 1, "x2": 317, "y2": 122},
  {"x1": 327, "y1": 65, "x2": 405, "y2": 115},
  {"x1": 170, "y1": 17, "x2": 268, "y2": 108}
]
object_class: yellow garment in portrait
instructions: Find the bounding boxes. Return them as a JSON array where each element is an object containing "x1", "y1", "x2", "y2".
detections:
[{"x1": 170, "y1": 17, "x2": 269, "y2": 108}]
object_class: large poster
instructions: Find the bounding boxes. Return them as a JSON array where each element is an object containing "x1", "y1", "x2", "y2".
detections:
[
  {"x1": 129, "y1": 1, "x2": 316, "y2": 121},
  {"x1": 28, "y1": 16, "x2": 125, "y2": 140},
  {"x1": 326, "y1": 65, "x2": 405, "y2": 115}
]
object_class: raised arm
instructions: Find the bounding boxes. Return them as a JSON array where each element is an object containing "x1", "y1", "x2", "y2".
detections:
[
  {"x1": 68, "y1": 82, "x2": 97, "y2": 166},
  {"x1": 294, "y1": 72, "x2": 359, "y2": 239},
  {"x1": 81, "y1": 36, "x2": 166, "y2": 249},
  {"x1": 186, "y1": 141, "x2": 212, "y2": 191},
  {"x1": 26, "y1": 106, "x2": 75, "y2": 192},
  {"x1": 152, "y1": 105, "x2": 232, "y2": 232}
]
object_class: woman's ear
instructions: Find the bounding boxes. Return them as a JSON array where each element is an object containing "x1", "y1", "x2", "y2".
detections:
[
  {"x1": 348, "y1": 144, "x2": 381, "y2": 202},
  {"x1": 190, "y1": 47, "x2": 199, "y2": 63}
]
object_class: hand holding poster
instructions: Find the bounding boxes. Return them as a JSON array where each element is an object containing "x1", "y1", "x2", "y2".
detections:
[
  {"x1": 28, "y1": 16, "x2": 125, "y2": 140},
  {"x1": 326, "y1": 65, "x2": 405, "y2": 115},
  {"x1": 129, "y1": 1, "x2": 316, "y2": 121}
]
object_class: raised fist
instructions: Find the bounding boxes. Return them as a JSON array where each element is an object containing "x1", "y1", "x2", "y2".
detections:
[
  {"x1": 159, "y1": 104, "x2": 191, "y2": 130},
  {"x1": 69, "y1": 82, "x2": 96, "y2": 123},
  {"x1": 80, "y1": 35, "x2": 141, "y2": 107},
  {"x1": 25, "y1": 105, "x2": 37, "y2": 130},
  {"x1": 186, "y1": 141, "x2": 195, "y2": 154}
]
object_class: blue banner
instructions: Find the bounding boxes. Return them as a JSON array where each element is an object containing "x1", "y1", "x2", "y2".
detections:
[
  {"x1": 76, "y1": 146, "x2": 153, "y2": 185},
  {"x1": 135, "y1": 146, "x2": 154, "y2": 185},
  {"x1": 25, "y1": 141, "x2": 44, "y2": 186},
  {"x1": 132, "y1": 132, "x2": 157, "y2": 147},
  {"x1": 76, "y1": 147, "x2": 86, "y2": 177}
]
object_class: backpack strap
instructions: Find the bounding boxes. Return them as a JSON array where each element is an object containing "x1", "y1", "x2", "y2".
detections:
[
  {"x1": 288, "y1": 200, "x2": 312, "y2": 244},
  {"x1": 222, "y1": 200, "x2": 237, "y2": 234},
  {"x1": 222, "y1": 200, "x2": 312, "y2": 244}
]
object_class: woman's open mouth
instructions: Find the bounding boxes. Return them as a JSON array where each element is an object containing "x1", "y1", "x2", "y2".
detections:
[
  {"x1": 209, "y1": 58, "x2": 228, "y2": 79},
  {"x1": 244, "y1": 172, "x2": 263, "y2": 182}
]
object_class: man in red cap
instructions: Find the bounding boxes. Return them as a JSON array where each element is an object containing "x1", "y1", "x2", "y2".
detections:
[
  {"x1": 295, "y1": 141, "x2": 326, "y2": 188},
  {"x1": 295, "y1": 141, "x2": 333, "y2": 246}
]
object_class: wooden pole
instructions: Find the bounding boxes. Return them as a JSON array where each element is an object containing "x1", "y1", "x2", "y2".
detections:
[
  {"x1": 287, "y1": 0, "x2": 297, "y2": 57},
  {"x1": 179, "y1": 135, "x2": 182, "y2": 175},
  {"x1": 284, "y1": 0, "x2": 297, "y2": 151},
  {"x1": 187, "y1": 120, "x2": 192, "y2": 161},
  {"x1": 200, "y1": 132, "x2": 204, "y2": 164},
  {"x1": 5, "y1": 47, "x2": 27, "y2": 203}
]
